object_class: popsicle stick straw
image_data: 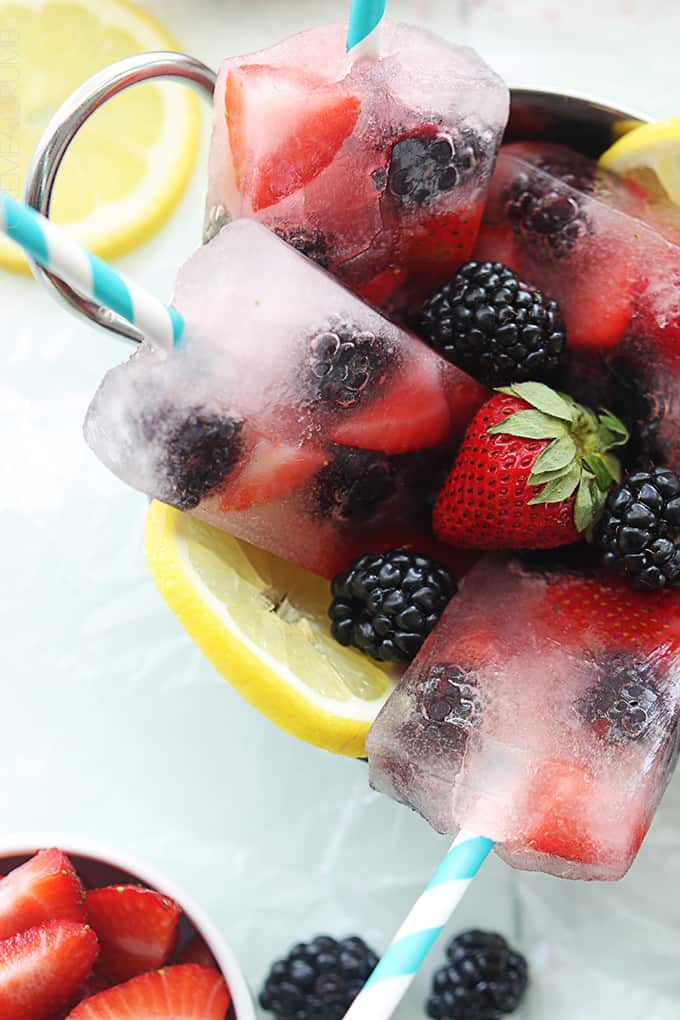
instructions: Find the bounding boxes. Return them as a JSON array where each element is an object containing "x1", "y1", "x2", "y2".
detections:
[
  {"x1": 346, "y1": 0, "x2": 386, "y2": 58},
  {"x1": 0, "y1": 190, "x2": 184, "y2": 349},
  {"x1": 343, "y1": 831, "x2": 494, "y2": 1020}
]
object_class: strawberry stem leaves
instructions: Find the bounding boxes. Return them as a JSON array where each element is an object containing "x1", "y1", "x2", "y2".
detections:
[{"x1": 490, "y1": 385, "x2": 630, "y2": 533}]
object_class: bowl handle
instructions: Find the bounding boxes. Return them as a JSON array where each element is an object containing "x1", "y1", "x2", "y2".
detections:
[{"x1": 24, "y1": 51, "x2": 217, "y2": 344}]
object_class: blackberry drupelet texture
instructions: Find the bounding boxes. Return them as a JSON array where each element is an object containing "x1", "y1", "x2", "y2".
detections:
[
  {"x1": 387, "y1": 128, "x2": 485, "y2": 206},
  {"x1": 426, "y1": 930, "x2": 528, "y2": 1020},
  {"x1": 329, "y1": 548, "x2": 456, "y2": 662},
  {"x1": 314, "y1": 448, "x2": 395, "y2": 526},
  {"x1": 598, "y1": 465, "x2": 680, "y2": 590},
  {"x1": 278, "y1": 226, "x2": 331, "y2": 268},
  {"x1": 145, "y1": 407, "x2": 244, "y2": 511},
  {"x1": 581, "y1": 654, "x2": 663, "y2": 743},
  {"x1": 503, "y1": 155, "x2": 605, "y2": 258},
  {"x1": 418, "y1": 261, "x2": 566, "y2": 386},
  {"x1": 259, "y1": 935, "x2": 378, "y2": 1020},
  {"x1": 306, "y1": 318, "x2": 391, "y2": 410}
]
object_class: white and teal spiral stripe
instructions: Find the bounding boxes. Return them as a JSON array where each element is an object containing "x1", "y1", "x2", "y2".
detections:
[
  {"x1": 346, "y1": 0, "x2": 386, "y2": 57},
  {"x1": 0, "y1": 190, "x2": 184, "y2": 348},
  {"x1": 343, "y1": 832, "x2": 494, "y2": 1020}
]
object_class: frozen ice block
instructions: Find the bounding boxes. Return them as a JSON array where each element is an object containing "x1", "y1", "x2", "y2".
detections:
[
  {"x1": 204, "y1": 22, "x2": 509, "y2": 314},
  {"x1": 474, "y1": 142, "x2": 680, "y2": 467},
  {"x1": 367, "y1": 557, "x2": 680, "y2": 880},
  {"x1": 85, "y1": 220, "x2": 486, "y2": 578}
]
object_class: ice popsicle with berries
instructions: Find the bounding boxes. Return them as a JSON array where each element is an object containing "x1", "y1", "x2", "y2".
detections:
[
  {"x1": 367, "y1": 556, "x2": 680, "y2": 880},
  {"x1": 84, "y1": 220, "x2": 486, "y2": 578},
  {"x1": 204, "y1": 21, "x2": 509, "y2": 314},
  {"x1": 473, "y1": 141, "x2": 680, "y2": 469}
]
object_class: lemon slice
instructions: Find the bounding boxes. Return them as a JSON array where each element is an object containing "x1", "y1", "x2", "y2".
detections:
[
  {"x1": 0, "y1": 0, "x2": 200, "y2": 272},
  {"x1": 145, "y1": 501, "x2": 399, "y2": 757},
  {"x1": 599, "y1": 117, "x2": 680, "y2": 205}
]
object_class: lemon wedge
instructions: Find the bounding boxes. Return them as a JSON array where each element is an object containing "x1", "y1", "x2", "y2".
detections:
[
  {"x1": 599, "y1": 116, "x2": 680, "y2": 204},
  {"x1": 144, "y1": 501, "x2": 399, "y2": 757},
  {"x1": 0, "y1": 0, "x2": 200, "y2": 272}
]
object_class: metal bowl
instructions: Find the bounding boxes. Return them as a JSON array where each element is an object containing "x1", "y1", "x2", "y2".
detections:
[{"x1": 23, "y1": 53, "x2": 649, "y2": 341}]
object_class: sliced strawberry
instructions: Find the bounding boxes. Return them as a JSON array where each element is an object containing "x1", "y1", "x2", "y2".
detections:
[
  {"x1": 220, "y1": 436, "x2": 327, "y2": 512},
  {"x1": 540, "y1": 573, "x2": 680, "y2": 656},
  {"x1": 176, "y1": 935, "x2": 218, "y2": 970},
  {"x1": 521, "y1": 759, "x2": 647, "y2": 870},
  {"x1": 402, "y1": 205, "x2": 485, "y2": 299},
  {"x1": 471, "y1": 223, "x2": 521, "y2": 270},
  {"x1": 522, "y1": 759, "x2": 605, "y2": 866},
  {"x1": 355, "y1": 266, "x2": 406, "y2": 309},
  {"x1": 68, "y1": 964, "x2": 230, "y2": 1020},
  {"x1": 331, "y1": 358, "x2": 451, "y2": 454},
  {"x1": 0, "y1": 921, "x2": 99, "y2": 1020},
  {"x1": 561, "y1": 252, "x2": 635, "y2": 350},
  {"x1": 226, "y1": 64, "x2": 359, "y2": 211},
  {"x1": 0, "y1": 849, "x2": 86, "y2": 941},
  {"x1": 85, "y1": 885, "x2": 180, "y2": 983}
]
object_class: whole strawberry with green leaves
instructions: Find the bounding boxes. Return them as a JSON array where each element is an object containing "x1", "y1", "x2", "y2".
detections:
[{"x1": 433, "y1": 382, "x2": 629, "y2": 550}]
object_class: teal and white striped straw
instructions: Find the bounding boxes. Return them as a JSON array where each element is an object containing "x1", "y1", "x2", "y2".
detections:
[
  {"x1": 0, "y1": 189, "x2": 184, "y2": 348},
  {"x1": 346, "y1": 0, "x2": 386, "y2": 57},
  {"x1": 343, "y1": 831, "x2": 494, "y2": 1020}
]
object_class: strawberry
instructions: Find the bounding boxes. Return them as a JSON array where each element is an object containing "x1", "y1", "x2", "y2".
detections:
[
  {"x1": 0, "y1": 849, "x2": 86, "y2": 941},
  {"x1": 68, "y1": 964, "x2": 230, "y2": 1020},
  {"x1": 433, "y1": 382, "x2": 629, "y2": 550},
  {"x1": 472, "y1": 222, "x2": 521, "y2": 270},
  {"x1": 539, "y1": 570, "x2": 680, "y2": 656},
  {"x1": 219, "y1": 436, "x2": 327, "y2": 512},
  {"x1": 226, "y1": 64, "x2": 359, "y2": 211},
  {"x1": 521, "y1": 760, "x2": 615, "y2": 866},
  {"x1": 85, "y1": 885, "x2": 180, "y2": 983},
  {"x1": 355, "y1": 266, "x2": 406, "y2": 309},
  {"x1": 331, "y1": 357, "x2": 451, "y2": 454},
  {"x1": 401, "y1": 206, "x2": 484, "y2": 299},
  {"x1": 176, "y1": 935, "x2": 218, "y2": 970},
  {"x1": 0, "y1": 922, "x2": 99, "y2": 1020}
]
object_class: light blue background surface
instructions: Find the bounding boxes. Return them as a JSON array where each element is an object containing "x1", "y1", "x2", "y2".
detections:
[{"x1": 1, "y1": 2, "x2": 680, "y2": 1017}]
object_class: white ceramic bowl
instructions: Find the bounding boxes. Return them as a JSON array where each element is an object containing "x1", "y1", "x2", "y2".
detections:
[{"x1": 0, "y1": 836, "x2": 256, "y2": 1020}]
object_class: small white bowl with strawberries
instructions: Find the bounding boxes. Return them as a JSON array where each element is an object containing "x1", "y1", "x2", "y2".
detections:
[{"x1": 0, "y1": 840, "x2": 255, "y2": 1020}]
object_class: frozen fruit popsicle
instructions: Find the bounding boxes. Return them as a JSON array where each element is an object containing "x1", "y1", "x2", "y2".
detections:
[
  {"x1": 473, "y1": 142, "x2": 680, "y2": 468},
  {"x1": 204, "y1": 21, "x2": 509, "y2": 314},
  {"x1": 367, "y1": 556, "x2": 680, "y2": 880},
  {"x1": 85, "y1": 220, "x2": 486, "y2": 579}
]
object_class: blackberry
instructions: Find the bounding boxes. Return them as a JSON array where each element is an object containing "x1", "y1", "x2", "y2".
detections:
[
  {"x1": 598, "y1": 465, "x2": 680, "y2": 590},
  {"x1": 259, "y1": 935, "x2": 378, "y2": 1020},
  {"x1": 314, "y1": 448, "x2": 395, "y2": 526},
  {"x1": 278, "y1": 227, "x2": 331, "y2": 269},
  {"x1": 418, "y1": 663, "x2": 480, "y2": 730},
  {"x1": 306, "y1": 317, "x2": 392, "y2": 410},
  {"x1": 503, "y1": 155, "x2": 603, "y2": 258},
  {"x1": 418, "y1": 261, "x2": 566, "y2": 387},
  {"x1": 581, "y1": 654, "x2": 662, "y2": 743},
  {"x1": 387, "y1": 128, "x2": 486, "y2": 206},
  {"x1": 329, "y1": 549, "x2": 456, "y2": 662},
  {"x1": 143, "y1": 407, "x2": 244, "y2": 511},
  {"x1": 426, "y1": 930, "x2": 528, "y2": 1020}
]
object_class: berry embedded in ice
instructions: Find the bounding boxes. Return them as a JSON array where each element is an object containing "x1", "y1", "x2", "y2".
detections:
[
  {"x1": 504, "y1": 164, "x2": 595, "y2": 259},
  {"x1": 598, "y1": 465, "x2": 680, "y2": 591},
  {"x1": 426, "y1": 929, "x2": 529, "y2": 1020},
  {"x1": 313, "y1": 448, "x2": 395, "y2": 526},
  {"x1": 277, "y1": 226, "x2": 331, "y2": 269},
  {"x1": 329, "y1": 549, "x2": 456, "y2": 663},
  {"x1": 259, "y1": 934, "x2": 378, "y2": 1020},
  {"x1": 581, "y1": 654, "x2": 663, "y2": 743},
  {"x1": 418, "y1": 260, "x2": 566, "y2": 386},
  {"x1": 144, "y1": 407, "x2": 244, "y2": 511},
  {"x1": 418, "y1": 663, "x2": 480, "y2": 730},
  {"x1": 305, "y1": 318, "x2": 392, "y2": 410},
  {"x1": 387, "y1": 128, "x2": 485, "y2": 206}
]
